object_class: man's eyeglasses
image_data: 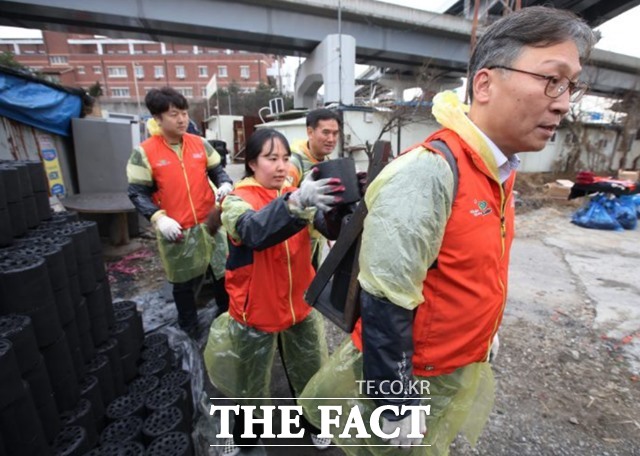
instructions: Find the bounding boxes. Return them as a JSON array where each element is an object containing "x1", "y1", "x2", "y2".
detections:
[{"x1": 488, "y1": 65, "x2": 588, "y2": 103}]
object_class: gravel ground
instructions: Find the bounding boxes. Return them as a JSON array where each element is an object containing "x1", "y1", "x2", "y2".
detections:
[
  {"x1": 448, "y1": 205, "x2": 640, "y2": 456},
  {"x1": 109, "y1": 178, "x2": 640, "y2": 455}
]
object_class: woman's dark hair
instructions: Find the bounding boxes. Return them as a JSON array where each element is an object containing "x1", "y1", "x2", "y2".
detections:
[
  {"x1": 145, "y1": 87, "x2": 189, "y2": 116},
  {"x1": 244, "y1": 128, "x2": 291, "y2": 177}
]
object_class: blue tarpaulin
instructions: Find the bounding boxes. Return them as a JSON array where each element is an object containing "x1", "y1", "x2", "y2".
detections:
[{"x1": 0, "y1": 68, "x2": 83, "y2": 137}]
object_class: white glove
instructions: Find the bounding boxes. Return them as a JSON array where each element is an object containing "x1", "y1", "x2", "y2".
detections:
[
  {"x1": 216, "y1": 182, "x2": 233, "y2": 202},
  {"x1": 489, "y1": 333, "x2": 500, "y2": 363},
  {"x1": 289, "y1": 172, "x2": 342, "y2": 212},
  {"x1": 381, "y1": 411, "x2": 427, "y2": 449},
  {"x1": 155, "y1": 215, "x2": 183, "y2": 242}
]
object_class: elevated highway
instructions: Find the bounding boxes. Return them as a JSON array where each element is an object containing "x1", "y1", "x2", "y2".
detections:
[{"x1": 0, "y1": 0, "x2": 638, "y2": 96}]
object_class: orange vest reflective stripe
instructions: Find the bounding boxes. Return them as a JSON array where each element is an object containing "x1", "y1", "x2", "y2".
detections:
[
  {"x1": 352, "y1": 128, "x2": 516, "y2": 377},
  {"x1": 225, "y1": 183, "x2": 315, "y2": 332},
  {"x1": 143, "y1": 133, "x2": 215, "y2": 229}
]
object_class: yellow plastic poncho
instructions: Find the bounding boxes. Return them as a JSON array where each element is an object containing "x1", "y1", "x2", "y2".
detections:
[
  {"x1": 155, "y1": 224, "x2": 227, "y2": 283},
  {"x1": 204, "y1": 310, "x2": 327, "y2": 411},
  {"x1": 146, "y1": 117, "x2": 162, "y2": 137}
]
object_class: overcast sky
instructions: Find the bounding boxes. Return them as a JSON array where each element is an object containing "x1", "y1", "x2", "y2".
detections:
[{"x1": 1, "y1": 2, "x2": 639, "y2": 57}]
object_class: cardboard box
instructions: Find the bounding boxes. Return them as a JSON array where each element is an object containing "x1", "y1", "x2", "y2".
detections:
[
  {"x1": 544, "y1": 180, "x2": 572, "y2": 199},
  {"x1": 617, "y1": 169, "x2": 639, "y2": 182}
]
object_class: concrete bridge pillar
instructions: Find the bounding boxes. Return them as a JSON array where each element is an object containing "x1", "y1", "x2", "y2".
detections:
[{"x1": 294, "y1": 34, "x2": 356, "y2": 108}]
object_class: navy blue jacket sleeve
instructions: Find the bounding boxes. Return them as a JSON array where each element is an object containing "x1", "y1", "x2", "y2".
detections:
[
  {"x1": 236, "y1": 196, "x2": 308, "y2": 251},
  {"x1": 207, "y1": 164, "x2": 233, "y2": 187},
  {"x1": 361, "y1": 289, "x2": 420, "y2": 420},
  {"x1": 127, "y1": 182, "x2": 159, "y2": 221}
]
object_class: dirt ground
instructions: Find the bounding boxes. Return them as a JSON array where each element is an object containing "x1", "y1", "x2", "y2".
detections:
[
  {"x1": 107, "y1": 172, "x2": 640, "y2": 456},
  {"x1": 449, "y1": 173, "x2": 640, "y2": 456}
]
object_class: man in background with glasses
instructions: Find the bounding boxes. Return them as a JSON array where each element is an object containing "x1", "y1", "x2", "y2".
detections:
[{"x1": 301, "y1": 6, "x2": 596, "y2": 454}]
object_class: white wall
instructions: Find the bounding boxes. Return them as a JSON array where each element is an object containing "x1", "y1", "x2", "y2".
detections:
[
  {"x1": 517, "y1": 127, "x2": 619, "y2": 173},
  {"x1": 341, "y1": 109, "x2": 439, "y2": 170},
  {"x1": 206, "y1": 115, "x2": 243, "y2": 153},
  {"x1": 516, "y1": 131, "x2": 567, "y2": 173},
  {"x1": 257, "y1": 110, "x2": 636, "y2": 175},
  {"x1": 345, "y1": 110, "x2": 440, "y2": 154},
  {"x1": 257, "y1": 110, "x2": 440, "y2": 172},
  {"x1": 255, "y1": 117, "x2": 307, "y2": 143}
]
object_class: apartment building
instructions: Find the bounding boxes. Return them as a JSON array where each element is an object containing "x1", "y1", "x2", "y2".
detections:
[{"x1": 0, "y1": 31, "x2": 278, "y2": 101}]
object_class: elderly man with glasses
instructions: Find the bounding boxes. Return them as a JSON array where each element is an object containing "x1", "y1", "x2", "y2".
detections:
[{"x1": 300, "y1": 6, "x2": 596, "y2": 455}]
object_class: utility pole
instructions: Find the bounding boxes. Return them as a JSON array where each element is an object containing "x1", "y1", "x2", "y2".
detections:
[
  {"x1": 277, "y1": 56, "x2": 283, "y2": 94},
  {"x1": 338, "y1": 0, "x2": 342, "y2": 106},
  {"x1": 131, "y1": 61, "x2": 142, "y2": 117}
]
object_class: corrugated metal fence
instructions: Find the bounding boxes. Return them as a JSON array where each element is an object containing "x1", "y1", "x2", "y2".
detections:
[{"x1": 0, "y1": 115, "x2": 76, "y2": 196}]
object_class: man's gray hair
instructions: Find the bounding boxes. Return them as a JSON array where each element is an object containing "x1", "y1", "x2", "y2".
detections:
[{"x1": 467, "y1": 6, "x2": 597, "y2": 102}]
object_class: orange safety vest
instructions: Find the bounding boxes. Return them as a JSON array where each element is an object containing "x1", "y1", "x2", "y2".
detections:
[
  {"x1": 352, "y1": 128, "x2": 516, "y2": 377},
  {"x1": 225, "y1": 182, "x2": 315, "y2": 333},
  {"x1": 287, "y1": 140, "x2": 325, "y2": 187},
  {"x1": 143, "y1": 133, "x2": 215, "y2": 230}
]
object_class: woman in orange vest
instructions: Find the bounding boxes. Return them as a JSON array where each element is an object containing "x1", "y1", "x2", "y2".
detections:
[{"x1": 204, "y1": 128, "x2": 344, "y2": 454}]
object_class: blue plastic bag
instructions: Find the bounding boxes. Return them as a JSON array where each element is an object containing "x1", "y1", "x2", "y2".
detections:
[
  {"x1": 624, "y1": 194, "x2": 640, "y2": 218},
  {"x1": 614, "y1": 195, "x2": 638, "y2": 230},
  {"x1": 571, "y1": 195, "x2": 623, "y2": 231},
  {"x1": 604, "y1": 196, "x2": 637, "y2": 230}
]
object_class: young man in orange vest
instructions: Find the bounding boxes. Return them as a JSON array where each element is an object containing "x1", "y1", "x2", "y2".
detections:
[
  {"x1": 301, "y1": 6, "x2": 595, "y2": 454},
  {"x1": 127, "y1": 87, "x2": 233, "y2": 337}
]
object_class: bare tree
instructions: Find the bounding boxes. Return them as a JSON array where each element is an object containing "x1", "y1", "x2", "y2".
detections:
[
  {"x1": 555, "y1": 103, "x2": 613, "y2": 173},
  {"x1": 359, "y1": 60, "x2": 448, "y2": 160},
  {"x1": 609, "y1": 89, "x2": 640, "y2": 170}
]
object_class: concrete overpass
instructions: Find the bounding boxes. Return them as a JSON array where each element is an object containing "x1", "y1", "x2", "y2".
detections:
[
  {"x1": 0, "y1": 0, "x2": 639, "y2": 97},
  {"x1": 445, "y1": 0, "x2": 640, "y2": 28}
]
